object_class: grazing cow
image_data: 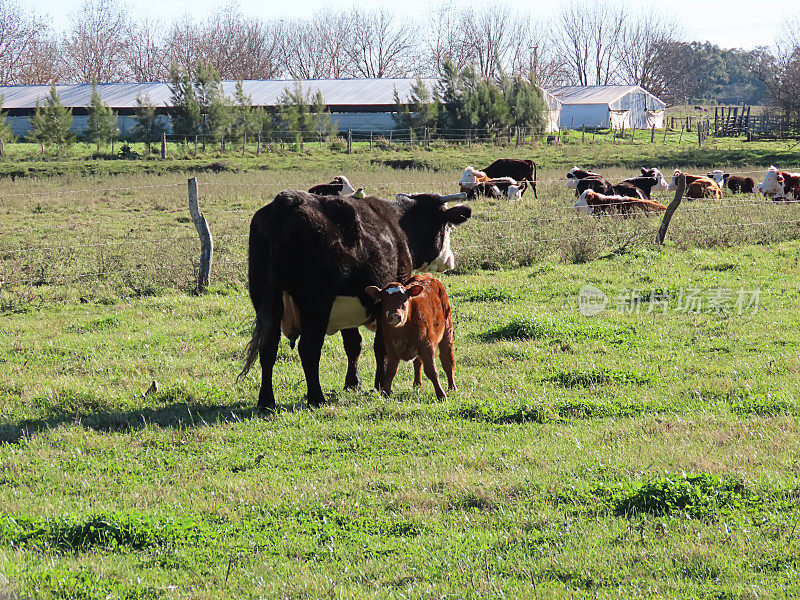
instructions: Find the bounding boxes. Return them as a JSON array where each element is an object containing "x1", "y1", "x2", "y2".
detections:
[
  {"x1": 707, "y1": 170, "x2": 755, "y2": 194},
  {"x1": 481, "y1": 159, "x2": 537, "y2": 197},
  {"x1": 668, "y1": 170, "x2": 722, "y2": 199},
  {"x1": 365, "y1": 274, "x2": 455, "y2": 400},
  {"x1": 241, "y1": 190, "x2": 471, "y2": 410},
  {"x1": 566, "y1": 166, "x2": 604, "y2": 189},
  {"x1": 575, "y1": 190, "x2": 667, "y2": 215},
  {"x1": 756, "y1": 166, "x2": 800, "y2": 201},
  {"x1": 308, "y1": 176, "x2": 356, "y2": 196}
]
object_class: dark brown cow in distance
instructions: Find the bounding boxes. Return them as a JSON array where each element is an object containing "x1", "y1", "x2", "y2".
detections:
[
  {"x1": 481, "y1": 159, "x2": 538, "y2": 197},
  {"x1": 366, "y1": 274, "x2": 455, "y2": 400},
  {"x1": 707, "y1": 170, "x2": 755, "y2": 194}
]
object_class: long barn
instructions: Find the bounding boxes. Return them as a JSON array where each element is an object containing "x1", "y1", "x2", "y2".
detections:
[{"x1": 0, "y1": 78, "x2": 439, "y2": 137}]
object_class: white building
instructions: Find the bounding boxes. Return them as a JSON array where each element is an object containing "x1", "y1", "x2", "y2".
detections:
[{"x1": 547, "y1": 85, "x2": 666, "y2": 130}]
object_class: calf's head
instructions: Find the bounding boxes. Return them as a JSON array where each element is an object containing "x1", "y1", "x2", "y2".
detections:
[
  {"x1": 641, "y1": 167, "x2": 669, "y2": 191},
  {"x1": 332, "y1": 176, "x2": 356, "y2": 196},
  {"x1": 394, "y1": 193, "x2": 472, "y2": 272},
  {"x1": 707, "y1": 170, "x2": 727, "y2": 186},
  {"x1": 365, "y1": 282, "x2": 424, "y2": 327}
]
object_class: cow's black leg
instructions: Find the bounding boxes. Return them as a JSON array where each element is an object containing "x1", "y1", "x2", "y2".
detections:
[
  {"x1": 298, "y1": 315, "x2": 328, "y2": 408},
  {"x1": 341, "y1": 328, "x2": 362, "y2": 389},
  {"x1": 373, "y1": 325, "x2": 387, "y2": 391},
  {"x1": 252, "y1": 287, "x2": 283, "y2": 412}
]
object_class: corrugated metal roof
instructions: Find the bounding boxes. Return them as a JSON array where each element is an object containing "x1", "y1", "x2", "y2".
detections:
[
  {"x1": 0, "y1": 78, "x2": 440, "y2": 110},
  {"x1": 548, "y1": 85, "x2": 664, "y2": 107}
]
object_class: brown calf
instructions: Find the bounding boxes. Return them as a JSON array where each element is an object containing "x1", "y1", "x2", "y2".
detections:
[{"x1": 366, "y1": 274, "x2": 455, "y2": 400}]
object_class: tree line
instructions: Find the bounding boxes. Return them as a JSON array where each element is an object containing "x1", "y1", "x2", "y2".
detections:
[{"x1": 0, "y1": 0, "x2": 798, "y2": 109}]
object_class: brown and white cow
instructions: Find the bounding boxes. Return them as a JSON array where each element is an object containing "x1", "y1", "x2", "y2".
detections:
[
  {"x1": 575, "y1": 190, "x2": 667, "y2": 215},
  {"x1": 668, "y1": 170, "x2": 722, "y2": 199},
  {"x1": 308, "y1": 176, "x2": 357, "y2": 196},
  {"x1": 566, "y1": 166, "x2": 604, "y2": 189},
  {"x1": 756, "y1": 166, "x2": 800, "y2": 201},
  {"x1": 365, "y1": 274, "x2": 455, "y2": 400},
  {"x1": 707, "y1": 170, "x2": 755, "y2": 194},
  {"x1": 481, "y1": 159, "x2": 537, "y2": 197},
  {"x1": 459, "y1": 167, "x2": 525, "y2": 200}
]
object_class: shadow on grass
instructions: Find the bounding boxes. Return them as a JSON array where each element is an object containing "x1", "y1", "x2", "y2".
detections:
[{"x1": 0, "y1": 399, "x2": 311, "y2": 444}]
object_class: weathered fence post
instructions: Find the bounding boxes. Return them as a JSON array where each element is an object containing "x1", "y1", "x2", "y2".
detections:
[
  {"x1": 347, "y1": 129, "x2": 352, "y2": 154},
  {"x1": 698, "y1": 122, "x2": 702, "y2": 148},
  {"x1": 188, "y1": 177, "x2": 213, "y2": 293},
  {"x1": 663, "y1": 124, "x2": 668, "y2": 143},
  {"x1": 370, "y1": 131, "x2": 373, "y2": 151},
  {"x1": 582, "y1": 125, "x2": 585, "y2": 143},
  {"x1": 242, "y1": 134, "x2": 246, "y2": 157},
  {"x1": 657, "y1": 174, "x2": 686, "y2": 245},
  {"x1": 651, "y1": 124, "x2": 656, "y2": 143},
  {"x1": 257, "y1": 133, "x2": 261, "y2": 155},
  {"x1": 160, "y1": 132, "x2": 166, "y2": 158}
]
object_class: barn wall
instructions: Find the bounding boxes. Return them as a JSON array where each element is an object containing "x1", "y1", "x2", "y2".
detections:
[
  {"x1": 610, "y1": 90, "x2": 666, "y2": 129},
  {"x1": 7, "y1": 115, "x2": 167, "y2": 138},
  {"x1": 330, "y1": 112, "x2": 398, "y2": 132},
  {"x1": 559, "y1": 104, "x2": 609, "y2": 129}
]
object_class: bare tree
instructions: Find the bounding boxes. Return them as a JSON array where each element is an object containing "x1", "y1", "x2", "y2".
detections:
[
  {"x1": 121, "y1": 18, "x2": 168, "y2": 81},
  {"x1": 164, "y1": 14, "x2": 202, "y2": 77},
  {"x1": 616, "y1": 10, "x2": 681, "y2": 95},
  {"x1": 506, "y1": 15, "x2": 570, "y2": 86},
  {"x1": 461, "y1": 5, "x2": 517, "y2": 79},
  {"x1": 63, "y1": 0, "x2": 130, "y2": 83},
  {"x1": 555, "y1": 0, "x2": 625, "y2": 85},
  {"x1": 280, "y1": 19, "x2": 332, "y2": 79},
  {"x1": 421, "y1": 4, "x2": 474, "y2": 77},
  {"x1": 345, "y1": 8, "x2": 417, "y2": 78},
  {"x1": 17, "y1": 33, "x2": 63, "y2": 84}
]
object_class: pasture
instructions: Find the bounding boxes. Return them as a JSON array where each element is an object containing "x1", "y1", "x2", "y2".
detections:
[{"x1": 1, "y1": 159, "x2": 799, "y2": 598}]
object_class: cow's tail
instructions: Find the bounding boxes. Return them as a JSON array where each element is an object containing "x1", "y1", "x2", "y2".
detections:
[{"x1": 239, "y1": 208, "x2": 279, "y2": 380}]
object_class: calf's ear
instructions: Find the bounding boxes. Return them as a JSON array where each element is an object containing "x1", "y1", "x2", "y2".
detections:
[
  {"x1": 365, "y1": 286, "x2": 382, "y2": 300},
  {"x1": 443, "y1": 205, "x2": 472, "y2": 225},
  {"x1": 406, "y1": 285, "x2": 425, "y2": 297}
]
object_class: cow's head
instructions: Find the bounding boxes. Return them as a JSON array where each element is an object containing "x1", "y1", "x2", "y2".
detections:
[
  {"x1": 645, "y1": 168, "x2": 669, "y2": 191},
  {"x1": 574, "y1": 190, "x2": 597, "y2": 214},
  {"x1": 459, "y1": 166, "x2": 487, "y2": 188},
  {"x1": 667, "y1": 170, "x2": 684, "y2": 191},
  {"x1": 365, "y1": 281, "x2": 423, "y2": 327},
  {"x1": 507, "y1": 180, "x2": 527, "y2": 200},
  {"x1": 707, "y1": 170, "x2": 727, "y2": 186},
  {"x1": 757, "y1": 166, "x2": 785, "y2": 198},
  {"x1": 332, "y1": 176, "x2": 356, "y2": 196},
  {"x1": 394, "y1": 192, "x2": 471, "y2": 272}
]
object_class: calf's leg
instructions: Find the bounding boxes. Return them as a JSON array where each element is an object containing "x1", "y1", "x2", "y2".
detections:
[
  {"x1": 421, "y1": 347, "x2": 447, "y2": 400},
  {"x1": 439, "y1": 326, "x2": 457, "y2": 391},
  {"x1": 413, "y1": 358, "x2": 423, "y2": 387}
]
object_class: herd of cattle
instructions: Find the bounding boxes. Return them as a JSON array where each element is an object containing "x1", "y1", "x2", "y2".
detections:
[{"x1": 240, "y1": 159, "x2": 800, "y2": 409}]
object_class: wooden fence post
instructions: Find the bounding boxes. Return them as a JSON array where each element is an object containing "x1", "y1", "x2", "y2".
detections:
[
  {"x1": 657, "y1": 174, "x2": 686, "y2": 245},
  {"x1": 188, "y1": 177, "x2": 213, "y2": 293},
  {"x1": 370, "y1": 131, "x2": 373, "y2": 151},
  {"x1": 651, "y1": 124, "x2": 656, "y2": 143},
  {"x1": 347, "y1": 129, "x2": 352, "y2": 154},
  {"x1": 160, "y1": 132, "x2": 166, "y2": 158}
]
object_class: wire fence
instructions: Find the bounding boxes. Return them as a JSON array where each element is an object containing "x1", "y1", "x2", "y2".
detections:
[{"x1": 2, "y1": 167, "x2": 800, "y2": 293}]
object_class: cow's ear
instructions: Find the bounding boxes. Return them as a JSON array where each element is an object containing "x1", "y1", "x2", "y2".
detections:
[
  {"x1": 723, "y1": 173, "x2": 730, "y2": 178},
  {"x1": 365, "y1": 286, "x2": 382, "y2": 300},
  {"x1": 406, "y1": 285, "x2": 424, "y2": 297},
  {"x1": 444, "y1": 205, "x2": 472, "y2": 224}
]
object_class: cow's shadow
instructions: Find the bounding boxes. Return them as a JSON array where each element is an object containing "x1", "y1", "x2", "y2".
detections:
[{"x1": 0, "y1": 399, "x2": 310, "y2": 444}]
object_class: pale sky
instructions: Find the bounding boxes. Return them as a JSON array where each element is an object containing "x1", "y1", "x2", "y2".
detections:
[{"x1": 33, "y1": 0, "x2": 788, "y2": 51}]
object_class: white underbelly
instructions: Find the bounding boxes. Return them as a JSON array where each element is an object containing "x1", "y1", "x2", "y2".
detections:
[
  {"x1": 326, "y1": 296, "x2": 372, "y2": 335},
  {"x1": 281, "y1": 294, "x2": 374, "y2": 338}
]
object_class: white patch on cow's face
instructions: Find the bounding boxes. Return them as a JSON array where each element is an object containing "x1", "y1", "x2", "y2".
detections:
[
  {"x1": 574, "y1": 191, "x2": 593, "y2": 214},
  {"x1": 385, "y1": 286, "x2": 404, "y2": 295},
  {"x1": 650, "y1": 168, "x2": 668, "y2": 191},
  {"x1": 459, "y1": 166, "x2": 486, "y2": 188},
  {"x1": 417, "y1": 225, "x2": 455, "y2": 273},
  {"x1": 336, "y1": 176, "x2": 356, "y2": 196},
  {"x1": 708, "y1": 170, "x2": 725, "y2": 185},
  {"x1": 326, "y1": 296, "x2": 371, "y2": 335},
  {"x1": 758, "y1": 167, "x2": 785, "y2": 198},
  {"x1": 566, "y1": 167, "x2": 581, "y2": 189}
]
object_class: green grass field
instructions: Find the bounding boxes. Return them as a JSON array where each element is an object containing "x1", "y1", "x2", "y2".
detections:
[{"x1": 1, "y1": 146, "x2": 799, "y2": 598}]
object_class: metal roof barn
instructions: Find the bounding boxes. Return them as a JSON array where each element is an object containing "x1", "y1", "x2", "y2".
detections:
[
  {"x1": 0, "y1": 78, "x2": 441, "y2": 136},
  {"x1": 547, "y1": 85, "x2": 666, "y2": 130}
]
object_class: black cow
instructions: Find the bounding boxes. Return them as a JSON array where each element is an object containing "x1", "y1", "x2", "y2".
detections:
[
  {"x1": 308, "y1": 176, "x2": 356, "y2": 196},
  {"x1": 575, "y1": 176, "x2": 613, "y2": 196},
  {"x1": 241, "y1": 190, "x2": 472, "y2": 410},
  {"x1": 612, "y1": 168, "x2": 669, "y2": 199},
  {"x1": 482, "y1": 159, "x2": 537, "y2": 197}
]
